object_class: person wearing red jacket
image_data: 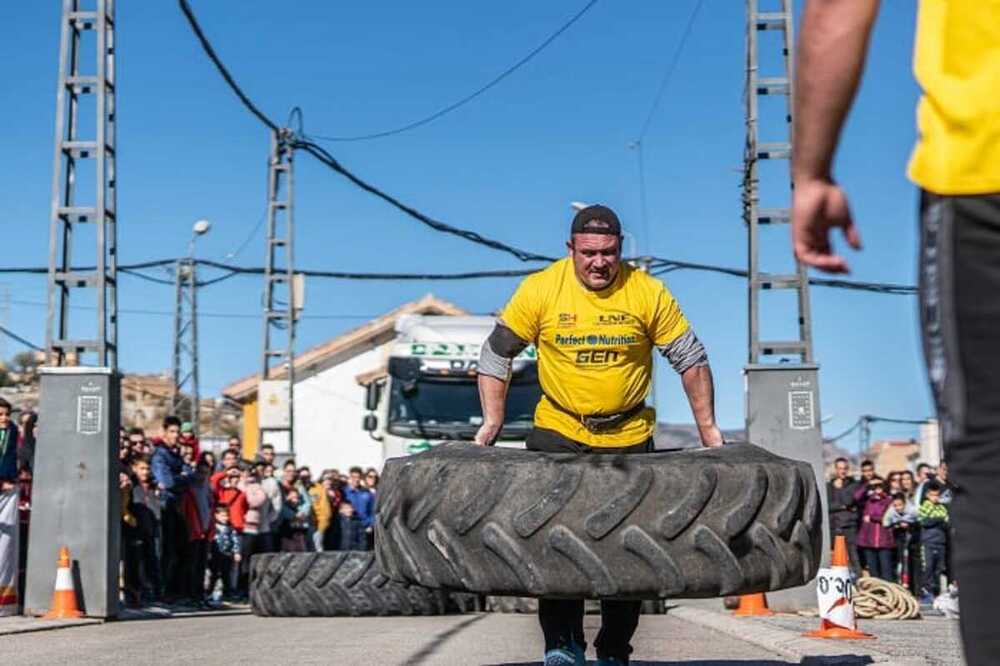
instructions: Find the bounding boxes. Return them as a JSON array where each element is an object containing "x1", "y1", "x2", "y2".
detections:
[{"x1": 180, "y1": 456, "x2": 214, "y2": 606}]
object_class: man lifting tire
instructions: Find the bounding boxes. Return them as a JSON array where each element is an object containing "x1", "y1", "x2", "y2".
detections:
[{"x1": 475, "y1": 204, "x2": 725, "y2": 666}]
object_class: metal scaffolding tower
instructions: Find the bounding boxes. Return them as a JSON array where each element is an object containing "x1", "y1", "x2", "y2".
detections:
[
  {"x1": 259, "y1": 128, "x2": 297, "y2": 453},
  {"x1": 743, "y1": 0, "x2": 813, "y2": 364},
  {"x1": 171, "y1": 259, "x2": 200, "y2": 429},
  {"x1": 46, "y1": 0, "x2": 118, "y2": 368}
]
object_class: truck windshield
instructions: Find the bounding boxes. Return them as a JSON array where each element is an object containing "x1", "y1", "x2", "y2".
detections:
[{"x1": 387, "y1": 376, "x2": 540, "y2": 440}]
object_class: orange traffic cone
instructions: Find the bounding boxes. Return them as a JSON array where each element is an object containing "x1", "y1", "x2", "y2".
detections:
[
  {"x1": 733, "y1": 592, "x2": 775, "y2": 616},
  {"x1": 804, "y1": 535, "x2": 872, "y2": 639},
  {"x1": 43, "y1": 547, "x2": 83, "y2": 619}
]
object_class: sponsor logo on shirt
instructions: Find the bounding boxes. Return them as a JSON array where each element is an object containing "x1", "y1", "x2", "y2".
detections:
[
  {"x1": 557, "y1": 313, "x2": 577, "y2": 328},
  {"x1": 575, "y1": 349, "x2": 620, "y2": 366},
  {"x1": 554, "y1": 333, "x2": 639, "y2": 346},
  {"x1": 596, "y1": 313, "x2": 633, "y2": 326}
]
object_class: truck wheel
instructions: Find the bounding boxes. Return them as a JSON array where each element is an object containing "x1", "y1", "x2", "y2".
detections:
[
  {"x1": 250, "y1": 551, "x2": 454, "y2": 617},
  {"x1": 375, "y1": 442, "x2": 822, "y2": 599}
]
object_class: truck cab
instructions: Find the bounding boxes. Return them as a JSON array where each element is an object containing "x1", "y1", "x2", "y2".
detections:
[{"x1": 363, "y1": 315, "x2": 539, "y2": 459}]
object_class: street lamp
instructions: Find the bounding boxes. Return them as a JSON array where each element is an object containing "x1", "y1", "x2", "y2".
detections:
[{"x1": 188, "y1": 219, "x2": 212, "y2": 258}]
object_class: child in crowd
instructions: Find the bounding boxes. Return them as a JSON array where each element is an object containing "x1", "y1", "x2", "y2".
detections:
[
  {"x1": 333, "y1": 500, "x2": 366, "y2": 551},
  {"x1": 181, "y1": 458, "x2": 215, "y2": 606},
  {"x1": 855, "y1": 476, "x2": 896, "y2": 581},
  {"x1": 129, "y1": 456, "x2": 162, "y2": 603},
  {"x1": 209, "y1": 505, "x2": 241, "y2": 603},
  {"x1": 918, "y1": 481, "x2": 950, "y2": 602},
  {"x1": 883, "y1": 492, "x2": 919, "y2": 589}
]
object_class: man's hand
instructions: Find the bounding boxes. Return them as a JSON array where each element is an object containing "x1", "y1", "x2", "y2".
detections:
[
  {"x1": 474, "y1": 421, "x2": 502, "y2": 447},
  {"x1": 792, "y1": 177, "x2": 862, "y2": 274},
  {"x1": 698, "y1": 424, "x2": 724, "y2": 448},
  {"x1": 234, "y1": 553, "x2": 242, "y2": 563}
]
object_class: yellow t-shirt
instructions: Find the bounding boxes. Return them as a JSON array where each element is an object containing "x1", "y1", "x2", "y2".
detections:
[
  {"x1": 908, "y1": 0, "x2": 1000, "y2": 194},
  {"x1": 501, "y1": 258, "x2": 690, "y2": 447}
]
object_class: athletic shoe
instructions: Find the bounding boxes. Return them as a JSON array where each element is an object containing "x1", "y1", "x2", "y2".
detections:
[{"x1": 543, "y1": 642, "x2": 585, "y2": 666}]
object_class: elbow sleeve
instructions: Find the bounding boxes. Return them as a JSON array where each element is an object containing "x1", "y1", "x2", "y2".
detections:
[
  {"x1": 657, "y1": 328, "x2": 709, "y2": 374},
  {"x1": 478, "y1": 324, "x2": 528, "y2": 380}
]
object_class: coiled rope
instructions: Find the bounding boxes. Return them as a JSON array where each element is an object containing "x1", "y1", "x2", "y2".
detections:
[{"x1": 853, "y1": 576, "x2": 922, "y2": 619}]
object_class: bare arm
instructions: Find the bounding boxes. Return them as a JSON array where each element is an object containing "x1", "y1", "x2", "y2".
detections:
[
  {"x1": 475, "y1": 374, "x2": 508, "y2": 446},
  {"x1": 680, "y1": 365, "x2": 724, "y2": 448},
  {"x1": 791, "y1": 0, "x2": 880, "y2": 273},
  {"x1": 475, "y1": 323, "x2": 529, "y2": 446}
]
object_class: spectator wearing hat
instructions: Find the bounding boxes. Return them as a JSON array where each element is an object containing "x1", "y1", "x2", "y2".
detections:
[{"x1": 178, "y1": 421, "x2": 201, "y2": 461}]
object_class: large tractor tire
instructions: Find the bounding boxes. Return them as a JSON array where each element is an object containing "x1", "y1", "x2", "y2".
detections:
[
  {"x1": 250, "y1": 551, "x2": 454, "y2": 617},
  {"x1": 375, "y1": 443, "x2": 822, "y2": 600}
]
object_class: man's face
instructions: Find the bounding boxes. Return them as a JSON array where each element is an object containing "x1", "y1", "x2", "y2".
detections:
[
  {"x1": 567, "y1": 234, "x2": 621, "y2": 291},
  {"x1": 917, "y1": 465, "x2": 930, "y2": 482},
  {"x1": 228, "y1": 437, "x2": 240, "y2": 451},
  {"x1": 163, "y1": 424, "x2": 180, "y2": 446},
  {"x1": 0, "y1": 407, "x2": 10, "y2": 429},
  {"x1": 834, "y1": 461, "x2": 849, "y2": 480},
  {"x1": 129, "y1": 434, "x2": 144, "y2": 449},
  {"x1": 261, "y1": 448, "x2": 275, "y2": 464},
  {"x1": 299, "y1": 469, "x2": 311, "y2": 486},
  {"x1": 349, "y1": 471, "x2": 361, "y2": 489},
  {"x1": 282, "y1": 466, "x2": 296, "y2": 484},
  {"x1": 938, "y1": 462, "x2": 948, "y2": 482},
  {"x1": 861, "y1": 464, "x2": 874, "y2": 480},
  {"x1": 222, "y1": 452, "x2": 238, "y2": 470}
]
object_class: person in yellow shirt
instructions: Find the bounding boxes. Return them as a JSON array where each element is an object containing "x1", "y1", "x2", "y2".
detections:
[
  {"x1": 475, "y1": 204, "x2": 723, "y2": 666},
  {"x1": 791, "y1": 3, "x2": 999, "y2": 664}
]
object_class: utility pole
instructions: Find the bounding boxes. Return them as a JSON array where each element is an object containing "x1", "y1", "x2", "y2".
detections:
[
  {"x1": 171, "y1": 259, "x2": 200, "y2": 429},
  {"x1": 258, "y1": 128, "x2": 297, "y2": 456},
  {"x1": 28, "y1": 0, "x2": 121, "y2": 619},
  {"x1": 45, "y1": 0, "x2": 118, "y2": 367},
  {"x1": 742, "y1": 0, "x2": 827, "y2": 611},
  {"x1": 170, "y1": 220, "x2": 210, "y2": 431}
]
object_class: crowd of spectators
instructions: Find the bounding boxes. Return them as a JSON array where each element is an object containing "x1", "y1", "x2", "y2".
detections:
[
  {"x1": 828, "y1": 457, "x2": 953, "y2": 603},
  {"x1": 9, "y1": 408, "x2": 380, "y2": 610}
]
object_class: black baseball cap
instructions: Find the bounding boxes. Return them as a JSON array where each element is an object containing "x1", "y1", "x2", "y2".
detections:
[{"x1": 571, "y1": 205, "x2": 622, "y2": 236}]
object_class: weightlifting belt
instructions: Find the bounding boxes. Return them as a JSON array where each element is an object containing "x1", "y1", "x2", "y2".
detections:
[{"x1": 542, "y1": 390, "x2": 646, "y2": 433}]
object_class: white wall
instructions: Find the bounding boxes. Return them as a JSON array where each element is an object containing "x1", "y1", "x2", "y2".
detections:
[{"x1": 261, "y1": 341, "x2": 391, "y2": 474}]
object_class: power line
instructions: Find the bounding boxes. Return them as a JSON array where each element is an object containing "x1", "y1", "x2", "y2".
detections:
[
  {"x1": 177, "y1": 0, "x2": 279, "y2": 131},
  {"x1": 222, "y1": 206, "x2": 269, "y2": 261},
  {"x1": 306, "y1": 0, "x2": 601, "y2": 142},
  {"x1": 176, "y1": 0, "x2": 555, "y2": 264},
  {"x1": 0, "y1": 325, "x2": 43, "y2": 352},
  {"x1": 293, "y1": 139, "x2": 556, "y2": 262},
  {"x1": 635, "y1": 0, "x2": 705, "y2": 142}
]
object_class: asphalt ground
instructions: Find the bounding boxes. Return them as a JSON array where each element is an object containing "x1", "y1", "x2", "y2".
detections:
[{"x1": 2, "y1": 611, "x2": 797, "y2": 666}]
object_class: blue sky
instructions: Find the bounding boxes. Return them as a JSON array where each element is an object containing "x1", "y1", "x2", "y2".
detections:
[{"x1": 2, "y1": 1, "x2": 928, "y2": 452}]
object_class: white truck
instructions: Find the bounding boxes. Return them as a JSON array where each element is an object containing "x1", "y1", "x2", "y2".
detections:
[{"x1": 362, "y1": 315, "x2": 539, "y2": 459}]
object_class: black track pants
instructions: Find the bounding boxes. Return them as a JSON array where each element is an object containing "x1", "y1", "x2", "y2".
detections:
[
  {"x1": 526, "y1": 427, "x2": 653, "y2": 662},
  {"x1": 919, "y1": 191, "x2": 1000, "y2": 666}
]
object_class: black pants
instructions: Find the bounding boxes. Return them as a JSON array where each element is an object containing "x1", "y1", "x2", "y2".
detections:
[
  {"x1": 919, "y1": 191, "x2": 1000, "y2": 666},
  {"x1": 861, "y1": 547, "x2": 895, "y2": 582},
  {"x1": 239, "y1": 532, "x2": 276, "y2": 594},
  {"x1": 159, "y1": 502, "x2": 188, "y2": 599},
  {"x1": 209, "y1": 546, "x2": 238, "y2": 597},
  {"x1": 527, "y1": 427, "x2": 652, "y2": 661},
  {"x1": 186, "y1": 539, "x2": 209, "y2": 601}
]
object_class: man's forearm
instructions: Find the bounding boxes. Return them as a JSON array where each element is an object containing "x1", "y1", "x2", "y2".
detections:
[
  {"x1": 793, "y1": 0, "x2": 880, "y2": 180},
  {"x1": 681, "y1": 364, "x2": 718, "y2": 433},
  {"x1": 478, "y1": 373, "x2": 508, "y2": 427}
]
